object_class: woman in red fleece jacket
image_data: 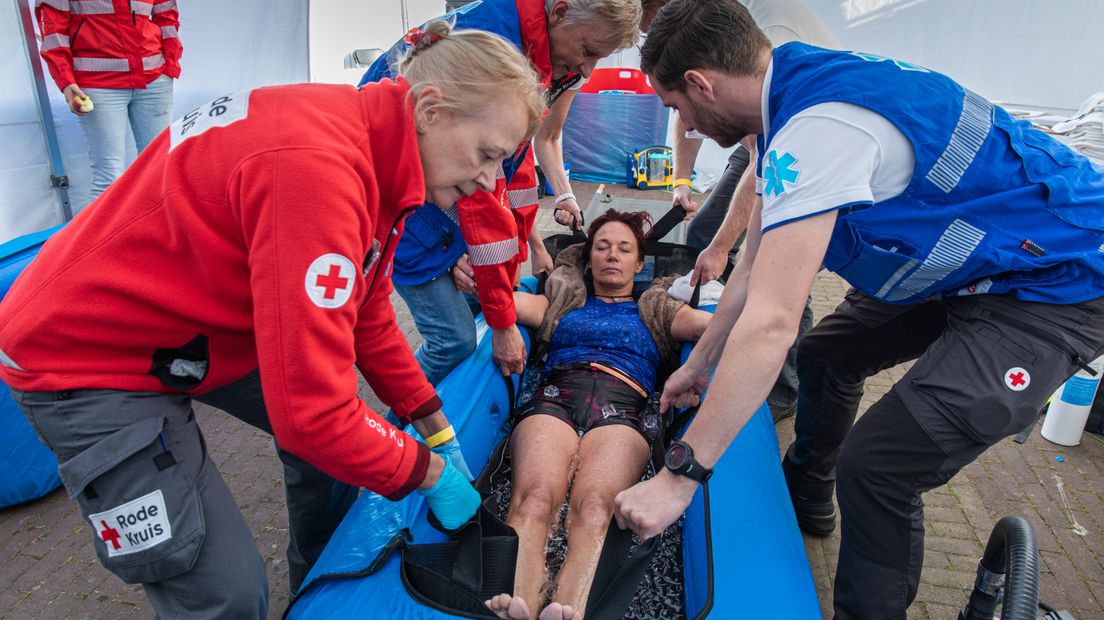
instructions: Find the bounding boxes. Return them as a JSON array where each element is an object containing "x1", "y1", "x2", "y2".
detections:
[{"x1": 0, "y1": 21, "x2": 543, "y2": 618}]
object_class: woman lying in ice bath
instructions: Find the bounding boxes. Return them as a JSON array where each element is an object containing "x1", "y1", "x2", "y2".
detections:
[{"x1": 487, "y1": 209, "x2": 712, "y2": 620}]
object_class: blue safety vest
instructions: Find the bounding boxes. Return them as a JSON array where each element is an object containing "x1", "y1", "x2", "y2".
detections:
[
  {"x1": 359, "y1": 0, "x2": 527, "y2": 286},
  {"x1": 759, "y1": 43, "x2": 1104, "y2": 304}
]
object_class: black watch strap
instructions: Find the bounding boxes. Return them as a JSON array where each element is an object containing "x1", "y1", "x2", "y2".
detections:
[{"x1": 665, "y1": 440, "x2": 713, "y2": 483}]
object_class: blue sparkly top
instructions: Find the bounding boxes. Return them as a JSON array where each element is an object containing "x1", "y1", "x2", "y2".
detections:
[{"x1": 545, "y1": 296, "x2": 661, "y2": 393}]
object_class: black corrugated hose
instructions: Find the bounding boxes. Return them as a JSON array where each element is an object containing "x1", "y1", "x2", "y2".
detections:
[{"x1": 958, "y1": 515, "x2": 1040, "y2": 620}]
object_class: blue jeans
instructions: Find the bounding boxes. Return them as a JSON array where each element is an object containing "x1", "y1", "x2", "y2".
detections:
[
  {"x1": 79, "y1": 75, "x2": 174, "y2": 197},
  {"x1": 395, "y1": 274, "x2": 481, "y2": 386}
]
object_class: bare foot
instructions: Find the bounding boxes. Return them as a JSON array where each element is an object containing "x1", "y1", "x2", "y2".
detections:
[
  {"x1": 485, "y1": 593, "x2": 531, "y2": 620},
  {"x1": 538, "y1": 601, "x2": 580, "y2": 620}
]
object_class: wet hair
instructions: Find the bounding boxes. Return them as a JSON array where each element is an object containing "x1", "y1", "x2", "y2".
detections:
[
  {"x1": 584, "y1": 209, "x2": 653, "y2": 263},
  {"x1": 640, "y1": 0, "x2": 770, "y2": 92},
  {"x1": 397, "y1": 20, "x2": 545, "y2": 139},
  {"x1": 546, "y1": 0, "x2": 642, "y2": 51}
]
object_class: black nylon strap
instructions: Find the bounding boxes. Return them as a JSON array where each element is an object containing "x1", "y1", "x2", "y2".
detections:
[
  {"x1": 689, "y1": 282, "x2": 702, "y2": 309},
  {"x1": 408, "y1": 500, "x2": 518, "y2": 618},
  {"x1": 645, "y1": 205, "x2": 688, "y2": 244},
  {"x1": 585, "y1": 518, "x2": 662, "y2": 620},
  {"x1": 502, "y1": 373, "x2": 517, "y2": 423}
]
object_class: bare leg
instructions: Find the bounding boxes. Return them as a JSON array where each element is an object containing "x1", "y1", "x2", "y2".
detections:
[
  {"x1": 540, "y1": 424, "x2": 650, "y2": 620},
  {"x1": 487, "y1": 414, "x2": 578, "y2": 620}
]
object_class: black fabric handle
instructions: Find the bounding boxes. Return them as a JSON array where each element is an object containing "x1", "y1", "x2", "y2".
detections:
[
  {"x1": 408, "y1": 499, "x2": 518, "y2": 618},
  {"x1": 646, "y1": 205, "x2": 688, "y2": 243},
  {"x1": 689, "y1": 282, "x2": 702, "y2": 309},
  {"x1": 502, "y1": 372, "x2": 517, "y2": 424},
  {"x1": 585, "y1": 518, "x2": 663, "y2": 620}
]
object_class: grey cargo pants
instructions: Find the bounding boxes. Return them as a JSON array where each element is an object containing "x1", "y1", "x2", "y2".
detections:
[{"x1": 15, "y1": 368, "x2": 358, "y2": 619}]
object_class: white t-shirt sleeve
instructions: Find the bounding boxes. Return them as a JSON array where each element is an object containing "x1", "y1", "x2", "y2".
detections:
[{"x1": 758, "y1": 102, "x2": 913, "y2": 232}]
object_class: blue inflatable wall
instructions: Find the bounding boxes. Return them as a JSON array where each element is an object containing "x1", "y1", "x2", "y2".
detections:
[
  {"x1": 0, "y1": 227, "x2": 63, "y2": 508},
  {"x1": 563, "y1": 93, "x2": 669, "y2": 184}
]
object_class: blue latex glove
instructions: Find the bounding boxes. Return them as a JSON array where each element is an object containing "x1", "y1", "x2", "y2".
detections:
[
  {"x1": 431, "y1": 440, "x2": 474, "y2": 481},
  {"x1": 418, "y1": 458, "x2": 480, "y2": 530}
]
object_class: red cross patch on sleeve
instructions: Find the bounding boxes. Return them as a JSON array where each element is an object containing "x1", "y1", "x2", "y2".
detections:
[{"x1": 305, "y1": 254, "x2": 356, "y2": 308}]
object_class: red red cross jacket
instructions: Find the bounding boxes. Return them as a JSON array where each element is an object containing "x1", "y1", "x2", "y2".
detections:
[
  {"x1": 36, "y1": 0, "x2": 182, "y2": 92},
  {"x1": 451, "y1": 0, "x2": 551, "y2": 328},
  {"x1": 0, "y1": 79, "x2": 441, "y2": 499}
]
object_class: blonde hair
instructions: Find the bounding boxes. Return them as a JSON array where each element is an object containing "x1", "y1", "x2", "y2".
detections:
[
  {"x1": 397, "y1": 20, "x2": 545, "y2": 140},
  {"x1": 546, "y1": 0, "x2": 642, "y2": 50}
]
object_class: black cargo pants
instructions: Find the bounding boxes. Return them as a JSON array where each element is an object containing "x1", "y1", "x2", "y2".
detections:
[{"x1": 783, "y1": 290, "x2": 1104, "y2": 619}]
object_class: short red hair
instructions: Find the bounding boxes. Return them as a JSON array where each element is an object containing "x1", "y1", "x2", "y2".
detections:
[{"x1": 584, "y1": 209, "x2": 653, "y2": 262}]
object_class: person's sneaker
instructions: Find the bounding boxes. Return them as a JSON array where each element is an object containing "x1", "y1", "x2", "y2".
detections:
[
  {"x1": 769, "y1": 402, "x2": 797, "y2": 424},
  {"x1": 782, "y1": 458, "x2": 837, "y2": 537}
]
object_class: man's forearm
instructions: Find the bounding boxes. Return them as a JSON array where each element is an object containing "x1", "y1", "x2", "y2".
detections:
[
  {"x1": 686, "y1": 260, "x2": 751, "y2": 371},
  {"x1": 534, "y1": 135, "x2": 571, "y2": 197},
  {"x1": 528, "y1": 224, "x2": 545, "y2": 249},
  {"x1": 709, "y1": 146, "x2": 759, "y2": 251},
  {"x1": 687, "y1": 192, "x2": 763, "y2": 371},
  {"x1": 682, "y1": 309, "x2": 794, "y2": 467},
  {"x1": 534, "y1": 90, "x2": 575, "y2": 198},
  {"x1": 673, "y1": 114, "x2": 703, "y2": 181}
]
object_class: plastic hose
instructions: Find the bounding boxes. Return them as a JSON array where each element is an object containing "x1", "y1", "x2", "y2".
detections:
[{"x1": 958, "y1": 515, "x2": 1040, "y2": 620}]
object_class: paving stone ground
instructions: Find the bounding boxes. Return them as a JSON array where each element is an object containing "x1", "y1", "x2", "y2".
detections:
[{"x1": 0, "y1": 182, "x2": 1101, "y2": 619}]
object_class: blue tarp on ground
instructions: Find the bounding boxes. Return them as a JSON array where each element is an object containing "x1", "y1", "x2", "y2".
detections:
[{"x1": 288, "y1": 284, "x2": 819, "y2": 618}]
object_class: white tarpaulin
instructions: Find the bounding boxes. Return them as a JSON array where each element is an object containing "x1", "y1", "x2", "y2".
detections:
[
  {"x1": 4, "y1": 0, "x2": 1103, "y2": 242},
  {"x1": 658, "y1": 0, "x2": 1104, "y2": 187},
  {"x1": 0, "y1": 0, "x2": 308, "y2": 244},
  {"x1": 309, "y1": 0, "x2": 445, "y2": 86}
]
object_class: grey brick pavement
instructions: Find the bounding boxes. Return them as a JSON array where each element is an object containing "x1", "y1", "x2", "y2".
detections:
[{"x1": 0, "y1": 182, "x2": 1101, "y2": 619}]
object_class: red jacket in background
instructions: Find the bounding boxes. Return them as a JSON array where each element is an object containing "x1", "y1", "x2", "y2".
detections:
[
  {"x1": 36, "y1": 0, "x2": 182, "y2": 91},
  {"x1": 447, "y1": 0, "x2": 554, "y2": 327},
  {"x1": 0, "y1": 80, "x2": 439, "y2": 499}
]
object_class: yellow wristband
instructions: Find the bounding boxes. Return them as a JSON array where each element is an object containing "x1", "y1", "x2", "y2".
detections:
[
  {"x1": 424, "y1": 425, "x2": 455, "y2": 448},
  {"x1": 671, "y1": 178, "x2": 693, "y2": 188}
]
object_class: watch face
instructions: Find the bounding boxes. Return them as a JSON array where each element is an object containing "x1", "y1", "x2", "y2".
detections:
[{"x1": 666, "y1": 442, "x2": 689, "y2": 470}]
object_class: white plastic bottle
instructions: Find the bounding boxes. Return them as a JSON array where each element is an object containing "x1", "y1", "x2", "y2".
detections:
[{"x1": 1041, "y1": 355, "x2": 1104, "y2": 446}]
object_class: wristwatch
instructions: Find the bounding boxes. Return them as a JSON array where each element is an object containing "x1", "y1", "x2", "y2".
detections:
[{"x1": 664, "y1": 440, "x2": 713, "y2": 483}]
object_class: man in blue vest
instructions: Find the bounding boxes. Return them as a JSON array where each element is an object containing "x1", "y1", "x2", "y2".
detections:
[{"x1": 613, "y1": 1, "x2": 1104, "y2": 617}]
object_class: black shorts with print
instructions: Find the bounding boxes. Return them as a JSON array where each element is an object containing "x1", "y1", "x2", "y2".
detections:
[{"x1": 515, "y1": 366, "x2": 659, "y2": 444}]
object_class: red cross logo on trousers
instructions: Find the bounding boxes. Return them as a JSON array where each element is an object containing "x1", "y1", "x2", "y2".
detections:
[
  {"x1": 305, "y1": 254, "x2": 356, "y2": 308},
  {"x1": 1004, "y1": 367, "x2": 1030, "y2": 392},
  {"x1": 99, "y1": 520, "x2": 121, "y2": 550}
]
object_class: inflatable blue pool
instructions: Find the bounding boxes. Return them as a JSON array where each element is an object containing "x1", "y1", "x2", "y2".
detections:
[
  {"x1": 0, "y1": 227, "x2": 63, "y2": 509},
  {"x1": 287, "y1": 282, "x2": 819, "y2": 619}
]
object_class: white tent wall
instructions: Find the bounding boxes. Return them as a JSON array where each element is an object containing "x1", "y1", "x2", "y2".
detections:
[
  {"x1": 5, "y1": 1, "x2": 1102, "y2": 243},
  {"x1": 666, "y1": 0, "x2": 1104, "y2": 187},
  {"x1": 1, "y1": 1, "x2": 67, "y2": 241},
  {"x1": 309, "y1": 0, "x2": 445, "y2": 86},
  {"x1": 803, "y1": 0, "x2": 1104, "y2": 112},
  {"x1": 0, "y1": 0, "x2": 308, "y2": 245}
]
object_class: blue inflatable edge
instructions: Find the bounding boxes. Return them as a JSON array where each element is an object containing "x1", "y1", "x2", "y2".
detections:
[
  {"x1": 287, "y1": 279, "x2": 819, "y2": 618},
  {"x1": 0, "y1": 225, "x2": 64, "y2": 260},
  {"x1": 0, "y1": 224, "x2": 64, "y2": 509}
]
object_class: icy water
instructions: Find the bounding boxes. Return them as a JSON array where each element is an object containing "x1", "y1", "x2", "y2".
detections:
[{"x1": 487, "y1": 446, "x2": 687, "y2": 620}]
